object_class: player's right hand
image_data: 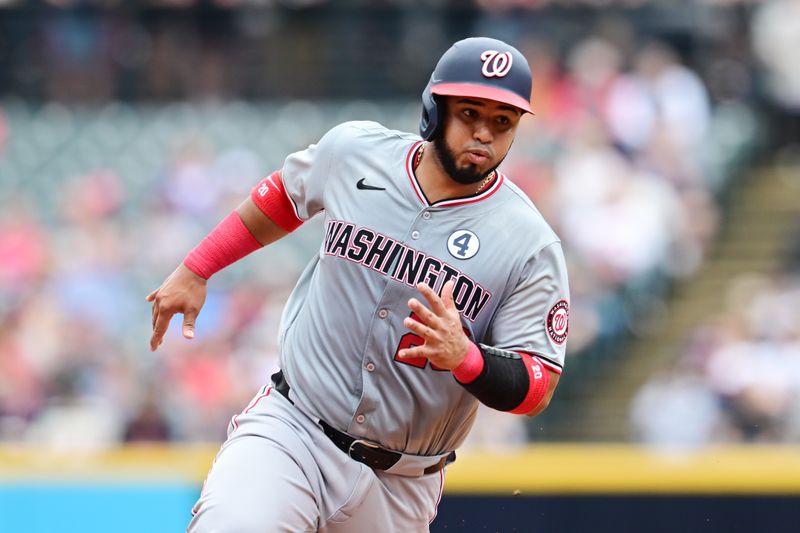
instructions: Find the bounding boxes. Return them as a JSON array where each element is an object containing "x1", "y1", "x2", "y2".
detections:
[{"x1": 146, "y1": 263, "x2": 208, "y2": 352}]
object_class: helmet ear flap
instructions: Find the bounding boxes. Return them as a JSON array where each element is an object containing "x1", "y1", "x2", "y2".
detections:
[{"x1": 419, "y1": 80, "x2": 439, "y2": 140}]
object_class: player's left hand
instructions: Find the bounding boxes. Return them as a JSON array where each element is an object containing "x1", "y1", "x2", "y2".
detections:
[{"x1": 398, "y1": 280, "x2": 470, "y2": 370}]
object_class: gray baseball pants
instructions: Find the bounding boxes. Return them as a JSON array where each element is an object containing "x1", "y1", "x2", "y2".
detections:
[{"x1": 188, "y1": 385, "x2": 446, "y2": 533}]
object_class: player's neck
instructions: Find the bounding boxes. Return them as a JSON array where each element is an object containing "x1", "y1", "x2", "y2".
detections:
[{"x1": 415, "y1": 142, "x2": 490, "y2": 204}]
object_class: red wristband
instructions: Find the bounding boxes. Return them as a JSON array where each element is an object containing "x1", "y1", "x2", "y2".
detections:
[
  {"x1": 183, "y1": 212, "x2": 263, "y2": 280},
  {"x1": 452, "y1": 342, "x2": 485, "y2": 384}
]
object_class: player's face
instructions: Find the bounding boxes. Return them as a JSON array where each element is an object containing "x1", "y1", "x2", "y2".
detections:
[{"x1": 433, "y1": 96, "x2": 522, "y2": 185}]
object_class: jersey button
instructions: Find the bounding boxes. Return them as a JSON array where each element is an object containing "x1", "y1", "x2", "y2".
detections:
[
  {"x1": 378, "y1": 309, "x2": 388, "y2": 319},
  {"x1": 422, "y1": 212, "x2": 431, "y2": 220},
  {"x1": 366, "y1": 362, "x2": 376, "y2": 372},
  {"x1": 411, "y1": 230, "x2": 420, "y2": 240},
  {"x1": 356, "y1": 414, "x2": 366, "y2": 424}
]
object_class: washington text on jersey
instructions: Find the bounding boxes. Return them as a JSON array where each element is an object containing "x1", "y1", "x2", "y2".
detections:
[{"x1": 324, "y1": 219, "x2": 491, "y2": 322}]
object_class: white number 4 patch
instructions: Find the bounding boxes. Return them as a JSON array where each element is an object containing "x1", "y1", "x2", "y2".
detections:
[{"x1": 447, "y1": 230, "x2": 480, "y2": 260}]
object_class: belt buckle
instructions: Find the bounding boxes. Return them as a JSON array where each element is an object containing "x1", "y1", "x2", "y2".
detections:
[{"x1": 348, "y1": 438, "x2": 380, "y2": 458}]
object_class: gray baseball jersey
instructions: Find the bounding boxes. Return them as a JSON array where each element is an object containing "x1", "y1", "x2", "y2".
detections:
[
  {"x1": 189, "y1": 120, "x2": 570, "y2": 532},
  {"x1": 277, "y1": 120, "x2": 569, "y2": 456}
]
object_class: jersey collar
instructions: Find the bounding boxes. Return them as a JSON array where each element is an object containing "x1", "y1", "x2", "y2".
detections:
[{"x1": 405, "y1": 141, "x2": 504, "y2": 209}]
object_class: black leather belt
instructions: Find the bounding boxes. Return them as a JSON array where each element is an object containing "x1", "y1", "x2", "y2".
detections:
[{"x1": 272, "y1": 371, "x2": 451, "y2": 474}]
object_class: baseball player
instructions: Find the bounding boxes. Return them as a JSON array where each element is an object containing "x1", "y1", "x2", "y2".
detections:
[{"x1": 147, "y1": 37, "x2": 569, "y2": 532}]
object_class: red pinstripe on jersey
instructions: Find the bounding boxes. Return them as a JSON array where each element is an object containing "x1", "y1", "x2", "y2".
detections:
[
  {"x1": 405, "y1": 142, "x2": 504, "y2": 208},
  {"x1": 429, "y1": 469, "x2": 446, "y2": 524},
  {"x1": 436, "y1": 173, "x2": 504, "y2": 207},
  {"x1": 406, "y1": 141, "x2": 427, "y2": 205},
  {"x1": 231, "y1": 385, "x2": 272, "y2": 431}
]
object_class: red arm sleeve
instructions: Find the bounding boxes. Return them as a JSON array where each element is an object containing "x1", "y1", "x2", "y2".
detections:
[{"x1": 250, "y1": 171, "x2": 303, "y2": 233}]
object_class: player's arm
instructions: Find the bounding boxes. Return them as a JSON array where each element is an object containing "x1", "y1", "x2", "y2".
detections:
[
  {"x1": 147, "y1": 172, "x2": 300, "y2": 352},
  {"x1": 147, "y1": 121, "x2": 352, "y2": 351},
  {"x1": 457, "y1": 241, "x2": 568, "y2": 417},
  {"x1": 236, "y1": 195, "x2": 291, "y2": 246},
  {"x1": 398, "y1": 281, "x2": 560, "y2": 417},
  {"x1": 451, "y1": 343, "x2": 559, "y2": 417}
]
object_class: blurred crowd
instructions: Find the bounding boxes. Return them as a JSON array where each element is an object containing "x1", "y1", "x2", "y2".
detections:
[
  {"x1": 631, "y1": 227, "x2": 800, "y2": 445},
  {"x1": 0, "y1": 1, "x2": 784, "y2": 447},
  {"x1": 0, "y1": 0, "x2": 770, "y2": 103},
  {"x1": 0, "y1": 102, "x2": 305, "y2": 446},
  {"x1": 628, "y1": 0, "x2": 800, "y2": 446}
]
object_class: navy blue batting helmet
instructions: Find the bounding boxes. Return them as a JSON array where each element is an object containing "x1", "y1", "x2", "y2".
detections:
[{"x1": 419, "y1": 37, "x2": 533, "y2": 140}]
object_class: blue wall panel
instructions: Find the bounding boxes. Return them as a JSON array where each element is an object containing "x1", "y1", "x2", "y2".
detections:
[{"x1": 0, "y1": 484, "x2": 200, "y2": 533}]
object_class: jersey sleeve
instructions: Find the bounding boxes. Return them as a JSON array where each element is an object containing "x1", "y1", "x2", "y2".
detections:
[
  {"x1": 486, "y1": 241, "x2": 570, "y2": 374},
  {"x1": 279, "y1": 122, "x2": 350, "y2": 221}
]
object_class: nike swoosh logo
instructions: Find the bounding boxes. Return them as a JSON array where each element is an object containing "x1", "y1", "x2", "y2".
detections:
[{"x1": 356, "y1": 178, "x2": 386, "y2": 191}]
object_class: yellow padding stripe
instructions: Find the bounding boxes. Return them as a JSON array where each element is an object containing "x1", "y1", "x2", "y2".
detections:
[
  {"x1": 0, "y1": 445, "x2": 217, "y2": 483},
  {"x1": 446, "y1": 445, "x2": 800, "y2": 495},
  {"x1": 2, "y1": 444, "x2": 800, "y2": 494}
]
